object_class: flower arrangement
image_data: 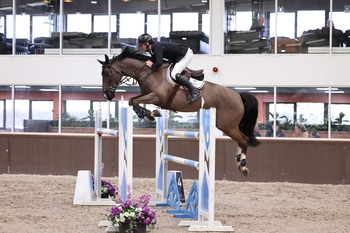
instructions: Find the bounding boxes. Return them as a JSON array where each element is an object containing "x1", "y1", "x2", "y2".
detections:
[
  {"x1": 91, "y1": 174, "x2": 117, "y2": 198},
  {"x1": 91, "y1": 164, "x2": 117, "y2": 198},
  {"x1": 108, "y1": 185, "x2": 157, "y2": 233}
]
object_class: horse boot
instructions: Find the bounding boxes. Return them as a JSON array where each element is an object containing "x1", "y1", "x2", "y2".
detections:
[{"x1": 175, "y1": 73, "x2": 202, "y2": 104}]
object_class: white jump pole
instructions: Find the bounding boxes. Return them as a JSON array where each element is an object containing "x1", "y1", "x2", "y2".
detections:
[{"x1": 118, "y1": 101, "x2": 133, "y2": 203}]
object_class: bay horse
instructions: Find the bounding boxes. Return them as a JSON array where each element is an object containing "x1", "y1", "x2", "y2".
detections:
[{"x1": 98, "y1": 46, "x2": 260, "y2": 176}]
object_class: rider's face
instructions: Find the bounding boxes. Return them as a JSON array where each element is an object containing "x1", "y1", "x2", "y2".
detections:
[{"x1": 139, "y1": 43, "x2": 148, "y2": 52}]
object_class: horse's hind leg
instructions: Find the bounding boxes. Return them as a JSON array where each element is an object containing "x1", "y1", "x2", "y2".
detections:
[{"x1": 222, "y1": 128, "x2": 250, "y2": 176}]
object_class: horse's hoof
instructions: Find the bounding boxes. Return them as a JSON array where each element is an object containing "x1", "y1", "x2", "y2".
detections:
[
  {"x1": 152, "y1": 109, "x2": 161, "y2": 117},
  {"x1": 241, "y1": 167, "x2": 249, "y2": 176}
]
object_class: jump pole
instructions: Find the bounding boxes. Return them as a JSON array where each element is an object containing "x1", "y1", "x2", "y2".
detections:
[
  {"x1": 155, "y1": 108, "x2": 233, "y2": 231},
  {"x1": 98, "y1": 101, "x2": 133, "y2": 231}
]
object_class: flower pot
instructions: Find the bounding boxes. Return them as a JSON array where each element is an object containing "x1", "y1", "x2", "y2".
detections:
[
  {"x1": 101, "y1": 193, "x2": 109, "y2": 198},
  {"x1": 119, "y1": 222, "x2": 146, "y2": 233}
]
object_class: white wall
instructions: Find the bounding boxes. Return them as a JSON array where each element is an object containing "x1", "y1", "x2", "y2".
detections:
[{"x1": 0, "y1": 54, "x2": 348, "y2": 87}]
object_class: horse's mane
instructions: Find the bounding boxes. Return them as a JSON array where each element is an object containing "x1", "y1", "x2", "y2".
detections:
[{"x1": 111, "y1": 46, "x2": 151, "y2": 62}]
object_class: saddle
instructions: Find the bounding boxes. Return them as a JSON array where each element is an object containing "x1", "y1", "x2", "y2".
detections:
[{"x1": 169, "y1": 64, "x2": 204, "y2": 81}]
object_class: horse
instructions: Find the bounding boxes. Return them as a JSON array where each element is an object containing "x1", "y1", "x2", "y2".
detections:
[{"x1": 98, "y1": 46, "x2": 260, "y2": 176}]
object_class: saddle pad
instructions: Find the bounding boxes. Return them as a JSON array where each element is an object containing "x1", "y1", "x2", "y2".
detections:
[{"x1": 166, "y1": 66, "x2": 205, "y2": 89}]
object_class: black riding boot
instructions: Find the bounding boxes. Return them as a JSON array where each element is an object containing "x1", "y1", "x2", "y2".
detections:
[{"x1": 175, "y1": 73, "x2": 202, "y2": 104}]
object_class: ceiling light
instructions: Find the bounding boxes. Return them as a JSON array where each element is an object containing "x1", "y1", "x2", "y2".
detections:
[
  {"x1": 121, "y1": 0, "x2": 131, "y2": 2},
  {"x1": 201, "y1": 0, "x2": 208, "y2": 2},
  {"x1": 317, "y1": 88, "x2": 338, "y2": 91},
  {"x1": 250, "y1": 90, "x2": 269, "y2": 93},
  {"x1": 325, "y1": 91, "x2": 344, "y2": 94},
  {"x1": 148, "y1": 0, "x2": 157, "y2": 1},
  {"x1": 81, "y1": 86, "x2": 101, "y2": 89},
  {"x1": 14, "y1": 85, "x2": 31, "y2": 88},
  {"x1": 91, "y1": 0, "x2": 97, "y2": 3},
  {"x1": 345, "y1": 3, "x2": 350, "y2": 13},
  {"x1": 40, "y1": 88, "x2": 58, "y2": 92},
  {"x1": 42, "y1": 0, "x2": 51, "y2": 4},
  {"x1": 234, "y1": 87, "x2": 256, "y2": 90},
  {"x1": 278, "y1": 5, "x2": 284, "y2": 13}
]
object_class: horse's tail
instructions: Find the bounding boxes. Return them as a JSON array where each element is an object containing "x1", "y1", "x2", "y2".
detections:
[{"x1": 239, "y1": 92, "x2": 261, "y2": 147}]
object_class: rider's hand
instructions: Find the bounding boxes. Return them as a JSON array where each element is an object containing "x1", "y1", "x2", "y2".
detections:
[{"x1": 146, "y1": 60, "x2": 153, "y2": 68}]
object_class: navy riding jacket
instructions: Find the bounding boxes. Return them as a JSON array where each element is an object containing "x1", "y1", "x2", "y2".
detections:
[{"x1": 149, "y1": 41, "x2": 188, "y2": 70}]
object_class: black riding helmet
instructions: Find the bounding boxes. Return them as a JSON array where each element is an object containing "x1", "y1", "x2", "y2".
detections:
[{"x1": 137, "y1": 33, "x2": 154, "y2": 47}]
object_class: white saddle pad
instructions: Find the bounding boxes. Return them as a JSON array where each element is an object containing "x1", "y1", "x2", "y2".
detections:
[{"x1": 166, "y1": 66, "x2": 205, "y2": 90}]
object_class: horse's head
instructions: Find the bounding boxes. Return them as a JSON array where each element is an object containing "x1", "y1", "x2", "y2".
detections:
[{"x1": 97, "y1": 54, "x2": 123, "y2": 101}]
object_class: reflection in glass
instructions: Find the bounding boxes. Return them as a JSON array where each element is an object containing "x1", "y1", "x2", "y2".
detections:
[
  {"x1": 330, "y1": 87, "x2": 350, "y2": 138},
  {"x1": 14, "y1": 86, "x2": 58, "y2": 133},
  {"x1": 275, "y1": 87, "x2": 329, "y2": 138},
  {"x1": 0, "y1": 86, "x2": 12, "y2": 131},
  {"x1": 61, "y1": 86, "x2": 108, "y2": 133}
]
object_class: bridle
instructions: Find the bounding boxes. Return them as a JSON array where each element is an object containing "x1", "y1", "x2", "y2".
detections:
[{"x1": 102, "y1": 59, "x2": 156, "y2": 92}]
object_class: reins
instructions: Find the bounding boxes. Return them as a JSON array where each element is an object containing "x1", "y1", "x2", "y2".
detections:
[{"x1": 108, "y1": 59, "x2": 170, "y2": 86}]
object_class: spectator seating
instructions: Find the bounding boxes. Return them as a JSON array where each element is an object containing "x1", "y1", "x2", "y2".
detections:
[
  {"x1": 0, "y1": 33, "x2": 30, "y2": 54},
  {"x1": 270, "y1": 37, "x2": 301, "y2": 53},
  {"x1": 299, "y1": 28, "x2": 344, "y2": 53},
  {"x1": 225, "y1": 30, "x2": 269, "y2": 54}
]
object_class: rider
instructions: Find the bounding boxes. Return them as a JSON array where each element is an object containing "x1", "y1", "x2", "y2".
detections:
[{"x1": 137, "y1": 33, "x2": 202, "y2": 104}]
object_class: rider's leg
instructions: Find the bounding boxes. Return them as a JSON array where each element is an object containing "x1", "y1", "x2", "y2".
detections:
[
  {"x1": 171, "y1": 48, "x2": 202, "y2": 104},
  {"x1": 175, "y1": 73, "x2": 202, "y2": 104}
]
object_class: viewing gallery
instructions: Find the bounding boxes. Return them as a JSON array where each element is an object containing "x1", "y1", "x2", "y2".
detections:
[{"x1": 0, "y1": 0, "x2": 350, "y2": 183}]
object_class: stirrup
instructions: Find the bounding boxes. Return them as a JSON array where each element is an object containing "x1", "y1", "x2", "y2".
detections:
[{"x1": 187, "y1": 91, "x2": 202, "y2": 104}]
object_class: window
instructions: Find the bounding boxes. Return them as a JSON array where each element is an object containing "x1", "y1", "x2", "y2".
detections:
[
  {"x1": 93, "y1": 15, "x2": 117, "y2": 32},
  {"x1": 270, "y1": 12, "x2": 296, "y2": 38},
  {"x1": 67, "y1": 14, "x2": 92, "y2": 33},
  {"x1": 172, "y1": 13, "x2": 198, "y2": 31},
  {"x1": 119, "y1": 13, "x2": 145, "y2": 38},
  {"x1": 6, "y1": 15, "x2": 30, "y2": 39},
  {"x1": 146, "y1": 14, "x2": 171, "y2": 38}
]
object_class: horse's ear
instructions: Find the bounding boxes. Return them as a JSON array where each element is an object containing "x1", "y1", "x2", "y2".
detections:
[
  {"x1": 104, "y1": 54, "x2": 110, "y2": 64},
  {"x1": 97, "y1": 59, "x2": 104, "y2": 65},
  {"x1": 97, "y1": 54, "x2": 110, "y2": 65}
]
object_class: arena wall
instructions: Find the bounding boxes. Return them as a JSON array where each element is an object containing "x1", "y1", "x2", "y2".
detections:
[{"x1": 0, "y1": 134, "x2": 349, "y2": 185}]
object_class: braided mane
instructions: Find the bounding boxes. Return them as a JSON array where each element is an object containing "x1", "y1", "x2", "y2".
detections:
[{"x1": 111, "y1": 46, "x2": 151, "y2": 62}]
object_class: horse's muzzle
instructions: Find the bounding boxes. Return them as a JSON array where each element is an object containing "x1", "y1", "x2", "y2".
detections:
[{"x1": 104, "y1": 91, "x2": 115, "y2": 101}]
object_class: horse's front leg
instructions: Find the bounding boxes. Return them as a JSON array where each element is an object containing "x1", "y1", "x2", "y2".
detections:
[{"x1": 129, "y1": 93, "x2": 161, "y2": 122}]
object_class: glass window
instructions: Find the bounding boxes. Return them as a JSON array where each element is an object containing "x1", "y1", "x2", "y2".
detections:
[
  {"x1": 14, "y1": 86, "x2": 58, "y2": 133},
  {"x1": 330, "y1": 87, "x2": 350, "y2": 138},
  {"x1": 0, "y1": 86, "x2": 12, "y2": 131},
  {"x1": 32, "y1": 16, "x2": 53, "y2": 39},
  {"x1": 61, "y1": 86, "x2": 113, "y2": 133},
  {"x1": 275, "y1": 87, "x2": 329, "y2": 138},
  {"x1": 147, "y1": 14, "x2": 171, "y2": 38},
  {"x1": 297, "y1": 11, "x2": 325, "y2": 37},
  {"x1": 32, "y1": 101, "x2": 54, "y2": 120},
  {"x1": 119, "y1": 13, "x2": 144, "y2": 38},
  {"x1": 172, "y1": 13, "x2": 198, "y2": 31},
  {"x1": 234, "y1": 12, "x2": 252, "y2": 31},
  {"x1": 67, "y1": 14, "x2": 92, "y2": 33},
  {"x1": 6, "y1": 15, "x2": 30, "y2": 39},
  {"x1": 93, "y1": 15, "x2": 117, "y2": 32},
  {"x1": 201, "y1": 13, "x2": 210, "y2": 35},
  {"x1": 331, "y1": 12, "x2": 350, "y2": 33},
  {"x1": 270, "y1": 12, "x2": 296, "y2": 38},
  {"x1": 0, "y1": 16, "x2": 4, "y2": 34}
]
